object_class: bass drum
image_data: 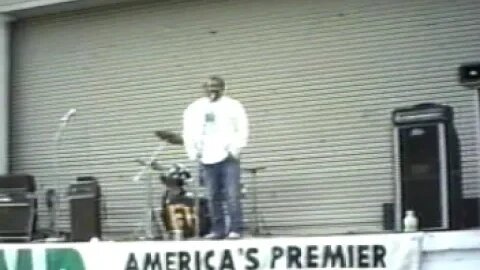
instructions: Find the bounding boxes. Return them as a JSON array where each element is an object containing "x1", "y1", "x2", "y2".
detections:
[{"x1": 161, "y1": 192, "x2": 211, "y2": 238}]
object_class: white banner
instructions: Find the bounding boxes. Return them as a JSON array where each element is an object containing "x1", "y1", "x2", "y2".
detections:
[{"x1": 0, "y1": 233, "x2": 422, "y2": 270}]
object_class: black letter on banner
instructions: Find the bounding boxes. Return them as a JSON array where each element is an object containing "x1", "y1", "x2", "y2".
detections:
[
  {"x1": 178, "y1": 252, "x2": 191, "y2": 270},
  {"x1": 322, "y1": 245, "x2": 346, "y2": 268},
  {"x1": 166, "y1": 252, "x2": 176, "y2": 270},
  {"x1": 373, "y1": 245, "x2": 386, "y2": 268},
  {"x1": 195, "y1": 251, "x2": 201, "y2": 270},
  {"x1": 125, "y1": 253, "x2": 139, "y2": 270},
  {"x1": 220, "y1": 250, "x2": 235, "y2": 270},
  {"x1": 245, "y1": 248, "x2": 259, "y2": 270},
  {"x1": 205, "y1": 251, "x2": 215, "y2": 270},
  {"x1": 270, "y1": 247, "x2": 284, "y2": 269},
  {"x1": 347, "y1": 245, "x2": 354, "y2": 268},
  {"x1": 357, "y1": 245, "x2": 370, "y2": 268},
  {"x1": 306, "y1": 246, "x2": 318, "y2": 268},
  {"x1": 287, "y1": 246, "x2": 302, "y2": 268},
  {"x1": 143, "y1": 253, "x2": 162, "y2": 270}
]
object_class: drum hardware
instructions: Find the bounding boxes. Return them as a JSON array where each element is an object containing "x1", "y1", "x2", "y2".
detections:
[
  {"x1": 131, "y1": 143, "x2": 164, "y2": 240},
  {"x1": 135, "y1": 159, "x2": 164, "y2": 172},
  {"x1": 155, "y1": 130, "x2": 204, "y2": 239},
  {"x1": 159, "y1": 162, "x2": 208, "y2": 240},
  {"x1": 126, "y1": 131, "x2": 209, "y2": 239},
  {"x1": 242, "y1": 166, "x2": 268, "y2": 236}
]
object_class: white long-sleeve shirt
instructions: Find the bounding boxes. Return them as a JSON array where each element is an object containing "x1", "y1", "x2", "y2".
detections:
[{"x1": 183, "y1": 96, "x2": 249, "y2": 165}]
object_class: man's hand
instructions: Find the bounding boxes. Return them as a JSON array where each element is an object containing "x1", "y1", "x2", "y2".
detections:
[{"x1": 227, "y1": 145, "x2": 241, "y2": 159}]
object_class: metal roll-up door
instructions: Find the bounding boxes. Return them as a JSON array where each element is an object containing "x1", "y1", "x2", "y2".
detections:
[{"x1": 10, "y1": 0, "x2": 480, "y2": 238}]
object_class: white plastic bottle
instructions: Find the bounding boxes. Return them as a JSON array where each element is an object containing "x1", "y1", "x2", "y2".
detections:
[{"x1": 403, "y1": 210, "x2": 418, "y2": 232}]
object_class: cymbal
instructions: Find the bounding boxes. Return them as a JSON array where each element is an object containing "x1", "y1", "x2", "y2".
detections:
[
  {"x1": 154, "y1": 130, "x2": 184, "y2": 145},
  {"x1": 134, "y1": 159, "x2": 164, "y2": 171}
]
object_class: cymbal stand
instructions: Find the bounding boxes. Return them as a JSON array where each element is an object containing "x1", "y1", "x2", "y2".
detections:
[
  {"x1": 243, "y1": 166, "x2": 267, "y2": 236},
  {"x1": 132, "y1": 143, "x2": 164, "y2": 240}
]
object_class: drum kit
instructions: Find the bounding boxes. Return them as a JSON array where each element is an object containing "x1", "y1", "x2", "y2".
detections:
[
  {"x1": 50, "y1": 109, "x2": 268, "y2": 240},
  {"x1": 132, "y1": 130, "x2": 268, "y2": 240},
  {"x1": 131, "y1": 130, "x2": 209, "y2": 240}
]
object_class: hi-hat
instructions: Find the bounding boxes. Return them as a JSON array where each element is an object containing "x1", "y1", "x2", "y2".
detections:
[{"x1": 155, "y1": 130, "x2": 184, "y2": 145}]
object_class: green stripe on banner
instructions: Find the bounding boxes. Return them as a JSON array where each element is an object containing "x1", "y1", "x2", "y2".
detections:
[
  {"x1": 16, "y1": 250, "x2": 32, "y2": 270},
  {"x1": 47, "y1": 249, "x2": 85, "y2": 270},
  {"x1": 0, "y1": 250, "x2": 6, "y2": 270},
  {"x1": 0, "y1": 249, "x2": 32, "y2": 270}
]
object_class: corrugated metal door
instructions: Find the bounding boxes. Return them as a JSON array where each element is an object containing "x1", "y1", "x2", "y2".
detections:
[{"x1": 10, "y1": 0, "x2": 480, "y2": 238}]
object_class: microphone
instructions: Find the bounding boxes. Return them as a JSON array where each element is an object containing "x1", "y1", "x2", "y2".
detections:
[
  {"x1": 54, "y1": 108, "x2": 77, "y2": 141},
  {"x1": 61, "y1": 108, "x2": 77, "y2": 122}
]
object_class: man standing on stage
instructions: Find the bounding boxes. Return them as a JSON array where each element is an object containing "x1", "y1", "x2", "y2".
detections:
[{"x1": 183, "y1": 76, "x2": 249, "y2": 239}]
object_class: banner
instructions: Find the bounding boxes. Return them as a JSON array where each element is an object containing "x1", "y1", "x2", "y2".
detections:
[{"x1": 0, "y1": 233, "x2": 422, "y2": 270}]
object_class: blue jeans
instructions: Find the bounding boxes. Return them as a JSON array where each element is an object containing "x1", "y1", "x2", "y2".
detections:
[{"x1": 202, "y1": 156, "x2": 243, "y2": 235}]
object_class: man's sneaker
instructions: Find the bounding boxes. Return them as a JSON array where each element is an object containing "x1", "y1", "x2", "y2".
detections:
[
  {"x1": 226, "y1": 232, "x2": 241, "y2": 239},
  {"x1": 203, "y1": 233, "x2": 223, "y2": 240}
]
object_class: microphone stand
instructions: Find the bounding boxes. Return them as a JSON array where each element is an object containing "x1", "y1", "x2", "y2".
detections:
[
  {"x1": 243, "y1": 166, "x2": 267, "y2": 237},
  {"x1": 132, "y1": 143, "x2": 164, "y2": 240},
  {"x1": 50, "y1": 119, "x2": 71, "y2": 239}
]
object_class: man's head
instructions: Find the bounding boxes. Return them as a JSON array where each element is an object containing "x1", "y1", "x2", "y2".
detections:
[{"x1": 203, "y1": 76, "x2": 225, "y2": 101}]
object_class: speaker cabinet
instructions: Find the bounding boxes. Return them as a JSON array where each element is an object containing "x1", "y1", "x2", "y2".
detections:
[
  {"x1": 462, "y1": 198, "x2": 479, "y2": 228},
  {"x1": 0, "y1": 174, "x2": 36, "y2": 192},
  {"x1": 67, "y1": 180, "x2": 101, "y2": 241},
  {"x1": 0, "y1": 191, "x2": 36, "y2": 242},
  {"x1": 0, "y1": 174, "x2": 37, "y2": 242},
  {"x1": 382, "y1": 203, "x2": 395, "y2": 231},
  {"x1": 459, "y1": 63, "x2": 480, "y2": 86},
  {"x1": 392, "y1": 103, "x2": 463, "y2": 231}
]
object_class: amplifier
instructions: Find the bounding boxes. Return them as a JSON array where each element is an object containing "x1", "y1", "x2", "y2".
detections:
[
  {"x1": 0, "y1": 174, "x2": 36, "y2": 192},
  {"x1": 392, "y1": 103, "x2": 463, "y2": 231},
  {"x1": 0, "y1": 190, "x2": 36, "y2": 242},
  {"x1": 67, "y1": 181, "x2": 102, "y2": 241},
  {"x1": 459, "y1": 63, "x2": 480, "y2": 86}
]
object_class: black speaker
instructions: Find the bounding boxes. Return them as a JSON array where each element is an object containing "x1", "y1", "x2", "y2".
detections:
[
  {"x1": 0, "y1": 174, "x2": 36, "y2": 192},
  {"x1": 459, "y1": 63, "x2": 480, "y2": 86},
  {"x1": 382, "y1": 203, "x2": 394, "y2": 231},
  {"x1": 0, "y1": 190, "x2": 36, "y2": 242},
  {"x1": 67, "y1": 180, "x2": 101, "y2": 241},
  {"x1": 77, "y1": 176, "x2": 96, "y2": 182},
  {"x1": 0, "y1": 174, "x2": 37, "y2": 242},
  {"x1": 392, "y1": 103, "x2": 463, "y2": 231},
  {"x1": 462, "y1": 198, "x2": 479, "y2": 228}
]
